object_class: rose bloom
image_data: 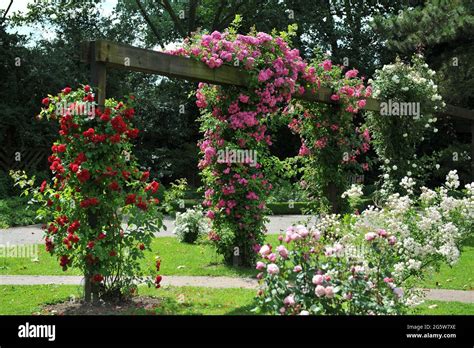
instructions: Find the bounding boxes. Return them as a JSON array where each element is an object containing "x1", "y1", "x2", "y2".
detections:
[
  {"x1": 295, "y1": 225, "x2": 309, "y2": 237},
  {"x1": 267, "y1": 263, "x2": 279, "y2": 275},
  {"x1": 268, "y1": 253, "x2": 277, "y2": 262},
  {"x1": 283, "y1": 294, "x2": 295, "y2": 307},
  {"x1": 388, "y1": 236, "x2": 397, "y2": 245},
  {"x1": 259, "y1": 245, "x2": 271, "y2": 257},
  {"x1": 256, "y1": 261, "x2": 266, "y2": 270},
  {"x1": 365, "y1": 232, "x2": 378, "y2": 241},
  {"x1": 293, "y1": 265, "x2": 302, "y2": 273},
  {"x1": 325, "y1": 286, "x2": 334, "y2": 298},
  {"x1": 312, "y1": 274, "x2": 324, "y2": 285},
  {"x1": 377, "y1": 229, "x2": 388, "y2": 237},
  {"x1": 276, "y1": 245, "x2": 288, "y2": 259},
  {"x1": 315, "y1": 285, "x2": 326, "y2": 297}
]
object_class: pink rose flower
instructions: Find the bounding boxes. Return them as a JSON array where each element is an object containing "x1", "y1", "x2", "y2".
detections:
[
  {"x1": 283, "y1": 294, "x2": 295, "y2": 306},
  {"x1": 268, "y1": 253, "x2": 277, "y2": 262},
  {"x1": 259, "y1": 245, "x2": 271, "y2": 257},
  {"x1": 345, "y1": 69, "x2": 358, "y2": 78},
  {"x1": 365, "y1": 232, "x2": 378, "y2": 241},
  {"x1": 377, "y1": 229, "x2": 388, "y2": 237},
  {"x1": 325, "y1": 286, "x2": 334, "y2": 298},
  {"x1": 388, "y1": 236, "x2": 397, "y2": 245},
  {"x1": 267, "y1": 263, "x2": 279, "y2": 275},
  {"x1": 276, "y1": 245, "x2": 289, "y2": 259},
  {"x1": 321, "y1": 59, "x2": 332, "y2": 71},
  {"x1": 315, "y1": 285, "x2": 326, "y2": 297},
  {"x1": 312, "y1": 274, "x2": 324, "y2": 285},
  {"x1": 293, "y1": 265, "x2": 302, "y2": 272},
  {"x1": 256, "y1": 261, "x2": 266, "y2": 270}
]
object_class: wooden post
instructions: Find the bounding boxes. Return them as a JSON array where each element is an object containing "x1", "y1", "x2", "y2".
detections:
[
  {"x1": 90, "y1": 41, "x2": 107, "y2": 109},
  {"x1": 82, "y1": 42, "x2": 107, "y2": 304}
]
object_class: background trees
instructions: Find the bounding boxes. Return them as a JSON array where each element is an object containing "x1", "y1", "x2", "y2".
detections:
[{"x1": 1, "y1": 0, "x2": 471, "y2": 193}]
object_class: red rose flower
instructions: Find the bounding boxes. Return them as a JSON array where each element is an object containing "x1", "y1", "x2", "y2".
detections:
[
  {"x1": 136, "y1": 196, "x2": 148, "y2": 211},
  {"x1": 155, "y1": 259, "x2": 161, "y2": 271},
  {"x1": 125, "y1": 194, "x2": 136, "y2": 205},
  {"x1": 42, "y1": 97, "x2": 50, "y2": 106},
  {"x1": 69, "y1": 163, "x2": 79, "y2": 173},
  {"x1": 92, "y1": 274, "x2": 104, "y2": 283},
  {"x1": 126, "y1": 128, "x2": 139, "y2": 139},
  {"x1": 62, "y1": 87, "x2": 72, "y2": 94},
  {"x1": 141, "y1": 171, "x2": 150, "y2": 181},
  {"x1": 124, "y1": 108, "x2": 135, "y2": 120},
  {"x1": 98, "y1": 232, "x2": 106, "y2": 240},
  {"x1": 145, "y1": 181, "x2": 160, "y2": 194},
  {"x1": 83, "y1": 128, "x2": 95, "y2": 138},
  {"x1": 60, "y1": 255, "x2": 70, "y2": 267},
  {"x1": 56, "y1": 144, "x2": 66, "y2": 153},
  {"x1": 109, "y1": 250, "x2": 117, "y2": 257},
  {"x1": 121, "y1": 170, "x2": 130, "y2": 180},
  {"x1": 84, "y1": 85, "x2": 91, "y2": 92},
  {"x1": 139, "y1": 243, "x2": 145, "y2": 250},
  {"x1": 77, "y1": 169, "x2": 91, "y2": 183},
  {"x1": 40, "y1": 180, "x2": 47, "y2": 193},
  {"x1": 48, "y1": 223, "x2": 58, "y2": 234},
  {"x1": 100, "y1": 113, "x2": 110, "y2": 122},
  {"x1": 111, "y1": 115, "x2": 127, "y2": 134},
  {"x1": 108, "y1": 181, "x2": 120, "y2": 191},
  {"x1": 74, "y1": 152, "x2": 87, "y2": 165},
  {"x1": 109, "y1": 134, "x2": 121, "y2": 143},
  {"x1": 155, "y1": 275, "x2": 162, "y2": 289},
  {"x1": 87, "y1": 241, "x2": 95, "y2": 249}
]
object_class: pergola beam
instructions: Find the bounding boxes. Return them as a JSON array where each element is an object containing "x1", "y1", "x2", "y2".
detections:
[
  {"x1": 81, "y1": 40, "x2": 474, "y2": 121},
  {"x1": 80, "y1": 39, "x2": 474, "y2": 180}
]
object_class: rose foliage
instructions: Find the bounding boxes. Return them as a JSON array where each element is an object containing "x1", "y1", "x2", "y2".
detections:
[
  {"x1": 255, "y1": 171, "x2": 473, "y2": 315},
  {"x1": 171, "y1": 23, "x2": 369, "y2": 265},
  {"x1": 20, "y1": 86, "x2": 164, "y2": 300}
]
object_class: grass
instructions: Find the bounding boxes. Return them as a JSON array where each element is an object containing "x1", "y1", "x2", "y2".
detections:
[
  {"x1": 1, "y1": 285, "x2": 473, "y2": 315},
  {"x1": 419, "y1": 245, "x2": 474, "y2": 290},
  {"x1": 0, "y1": 236, "x2": 279, "y2": 278},
  {"x1": 1, "y1": 234, "x2": 472, "y2": 291}
]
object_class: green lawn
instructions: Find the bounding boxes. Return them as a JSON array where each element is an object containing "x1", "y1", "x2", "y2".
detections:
[
  {"x1": 1, "y1": 235, "x2": 472, "y2": 291},
  {"x1": 0, "y1": 236, "x2": 281, "y2": 278},
  {"x1": 420, "y1": 246, "x2": 474, "y2": 290},
  {"x1": 1, "y1": 285, "x2": 473, "y2": 315}
]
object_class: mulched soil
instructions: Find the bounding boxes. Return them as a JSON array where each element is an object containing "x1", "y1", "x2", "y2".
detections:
[{"x1": 40, "y1": 296, "x2": 163, "y2": 315}]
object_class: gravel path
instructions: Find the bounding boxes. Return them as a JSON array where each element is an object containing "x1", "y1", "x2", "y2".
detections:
[
  {"x1": 1, "y1": 275, "x2": 473, "y2": 303},
  {"x1": 0, "y1": 215, "x2": 315, "y2": 245}
]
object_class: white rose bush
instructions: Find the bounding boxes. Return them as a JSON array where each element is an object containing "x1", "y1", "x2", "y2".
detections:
[
  {"x1": 365, "y1": 54, "x2": 445, "y2": 194},
  {"x1": 254, "y1": 171, "x2": 473, "y2": 315}
]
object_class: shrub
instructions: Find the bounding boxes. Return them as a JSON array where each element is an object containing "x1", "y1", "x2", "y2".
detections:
[
  {"x1": 13, "y1": 86, "x2": 164, "y2": 302},
  {"x1": 0, "y1": 196, "x2": 39, "y2": 229},
  {"x1": 254, "y1": 171, "x2": 474, "y2": 315},
  {"x1": 173, "y1": 206, "x2": 210, "y2": 243}
]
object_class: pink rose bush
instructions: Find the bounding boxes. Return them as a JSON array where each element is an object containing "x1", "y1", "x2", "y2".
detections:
[
  {"x1": 287, "y1": 56, "x2": 372, "y2": 212},
  {"x1": 255, "y1": 172, "x2": 473, "y2": 315},
  {"x1": 171, "y1": 24, "x2": 369, "y2": 265}
]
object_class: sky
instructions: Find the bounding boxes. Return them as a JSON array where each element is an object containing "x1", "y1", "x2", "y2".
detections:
[{"x1": 1, "y1": 0, "x2": 118, "y2": 41}]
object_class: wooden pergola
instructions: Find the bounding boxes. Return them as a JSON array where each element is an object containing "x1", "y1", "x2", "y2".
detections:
[{"x1": 80, "y1": 39, "x2": 474, "y2": 180}]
